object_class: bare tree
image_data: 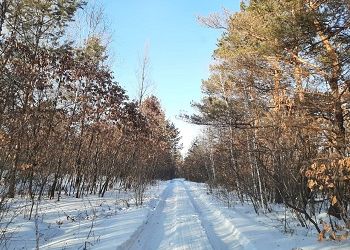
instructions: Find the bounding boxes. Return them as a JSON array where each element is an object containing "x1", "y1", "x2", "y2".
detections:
[
  {"x1": 197, "y1": 8, "x2": 230, "y2": 30},
  {"x1": 136, "y1": 43, "x2": 154, "y2": 105}
]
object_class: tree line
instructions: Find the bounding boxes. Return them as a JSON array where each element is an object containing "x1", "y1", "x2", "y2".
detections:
[
  {"x1": 0, "y1": 0, "x2": 181, "y2": 221},
  {"x1": 182, "y1": 0, "x2": 350, "y2": 239}
]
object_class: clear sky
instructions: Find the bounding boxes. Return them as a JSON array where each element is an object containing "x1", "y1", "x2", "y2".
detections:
[{"x1": 100, "y1": 0, "x2": 240, "y2": 154}]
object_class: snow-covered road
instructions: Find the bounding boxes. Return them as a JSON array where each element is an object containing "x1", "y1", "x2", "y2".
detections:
[
  {"x1": 120, "y1": 179, "x2": 348, "y2": 250},
  {"x1": 5, "y1": 179, "x2": 349, "y2": 249},
  {"x1": 127, "y1": 179, "x2": 254, "y2": 250}
]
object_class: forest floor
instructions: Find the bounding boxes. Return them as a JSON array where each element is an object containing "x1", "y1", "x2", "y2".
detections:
[{"x1": 3, "y1": 179, "x2": 350, "y2": 249}]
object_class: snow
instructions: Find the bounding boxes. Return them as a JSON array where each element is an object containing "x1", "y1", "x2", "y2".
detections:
[
  {"x1": 3, "y1": 183, "x2": 167, "y2": 250},
  {"x1": 2, "y1": 179, "x2": 349, "y2": 249}
]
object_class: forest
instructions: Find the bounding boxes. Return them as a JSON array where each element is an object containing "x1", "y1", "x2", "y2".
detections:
[
  {"x1": 1, "y1": 0, "x2": 350, "y2": 248},
  {"x1": 0, "y1": 0, "x2": 181, "y2": 240},
  {"x1": 182, "y1": 0, "x2": 350, "y2": 240}
]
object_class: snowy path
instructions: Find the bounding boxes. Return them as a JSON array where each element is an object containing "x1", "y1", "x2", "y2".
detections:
[
  {"x1": 5, "y1": 179, "x2": 349, "y2": 249},
  {"x1": 127, "y1": 179, "x2": 251, "y2": 250},
  {"x1": 121, "y1": 179, "x2": 348, "y2": 250}
]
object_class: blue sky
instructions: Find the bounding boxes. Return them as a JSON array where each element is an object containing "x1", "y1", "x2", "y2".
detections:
[{"x1": 100, "y1": 0, "x2": 240, "y2": 154}]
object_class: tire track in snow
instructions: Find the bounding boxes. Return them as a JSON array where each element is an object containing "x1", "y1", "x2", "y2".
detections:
[
  {"x1": 182, "y1": 180, "x2": 257, "y2": 250},
  {"x1": 128, "y1": 179, "x2": 213, "y2": 250},
  {"x1": 181, "y1": 180, "x2": 228, "y2": 250},
  {"x1": 125, "y1": 179, "x2": 257, "y2": 250},
  {"x1": 167, "y1": 180, "x2": 211, "y2": 250},
  {"x1": 119, "y1": 181, "x2": 174, "y2": 250}
]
